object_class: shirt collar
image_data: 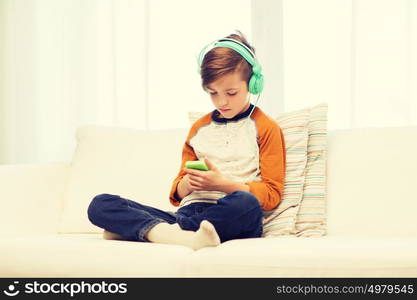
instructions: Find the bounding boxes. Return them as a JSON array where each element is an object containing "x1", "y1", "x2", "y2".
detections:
[{"x1": 211, "y1": 104, "x2": 254, "y2": 123}]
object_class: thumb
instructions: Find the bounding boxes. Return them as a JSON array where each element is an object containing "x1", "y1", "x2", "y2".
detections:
[{"x1": 204, "y1": 157, "x2": 217, "y2": 171}]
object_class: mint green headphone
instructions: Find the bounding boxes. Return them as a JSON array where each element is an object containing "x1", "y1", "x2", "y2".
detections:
[{"x1": 197, "y1": 37, "x2": 264, "y2": 95}]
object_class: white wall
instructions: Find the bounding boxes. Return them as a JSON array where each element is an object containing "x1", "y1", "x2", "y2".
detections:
[
  {"x1": 251, "y1": 0, "x2": 285, "y2": 118},
  {"x1": 252, "y1": 0, "x2": 417, "y2": 130},
  {"x1": 0, "y1": 0, "x2": 148, "y2": 164},
  {"x1": 0, "y1": 0, "x2": 250, "y2": 164},
  {"x1": 1, "y1": 0, "x2": 417, "y2": 164},
  {"x1": 147, "y1": 0, "x2": 251, "y2": 130}
]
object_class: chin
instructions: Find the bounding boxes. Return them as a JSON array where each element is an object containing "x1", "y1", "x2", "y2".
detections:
[{"x1": 221, "y1": 111, "x2": 235, "y2": 118}]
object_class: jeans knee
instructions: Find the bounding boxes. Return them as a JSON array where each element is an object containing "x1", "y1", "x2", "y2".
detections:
[
  {"x1": 220, "y1": 191, "x2": 262, "y2": 214},
  {"x1": 236, "y1": 192, "x2": 263, "y2": 234},
  {"x1": 237, "y1": 191, "x2": 261, "y2": 207},
  {"x1": 87, "y1": 193, "x2": 115, "y2": 224}
]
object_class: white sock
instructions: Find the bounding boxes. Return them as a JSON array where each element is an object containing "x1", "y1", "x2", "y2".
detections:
[
  {"x1": 103, "y1": 230, "x2": 124, "y2": 240},
  {"x1": 146, "y1": 220, "x2": 221, "y2": 250},
  {"x1": 190, "y1": 220, "x2": 221, "y2": 250}
]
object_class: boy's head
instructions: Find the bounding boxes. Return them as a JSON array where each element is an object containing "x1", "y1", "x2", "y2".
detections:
[{"x1": 199, "y1": 30, "x2": 257, "y2": 119}]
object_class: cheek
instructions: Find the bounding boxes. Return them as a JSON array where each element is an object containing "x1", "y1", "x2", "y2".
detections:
[
  {"x1": 211, "y1": 96, "x2": 224, "y2": 106},
  {"x1": 236, "y1": 94, "x2": 248, "y2": 105}
]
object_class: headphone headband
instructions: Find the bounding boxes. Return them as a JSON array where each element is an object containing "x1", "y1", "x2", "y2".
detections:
[
  {"x1": 196, "y1": 36, "x2": 264, "y2": 95},
  {"x1": 197, "y1": 38, "x2": 260, "y2": 73}
]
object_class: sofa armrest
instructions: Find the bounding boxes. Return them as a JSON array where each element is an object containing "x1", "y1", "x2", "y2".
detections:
[{"x1": 0, "y1": 162, "x2": 70, "y2": 235}]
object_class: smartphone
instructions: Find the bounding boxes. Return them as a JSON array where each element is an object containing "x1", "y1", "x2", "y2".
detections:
[{"x1": 185, "y1": 160, "x2": 209, "y2": 171}]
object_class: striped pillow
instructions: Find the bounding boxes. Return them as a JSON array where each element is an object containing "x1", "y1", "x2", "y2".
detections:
[
  {"x1": 261, "y1": 108, "x2": 310, "y2": 236},
  {"x1": 294, "y1": 103, "x2": 328, "y2": 237}
]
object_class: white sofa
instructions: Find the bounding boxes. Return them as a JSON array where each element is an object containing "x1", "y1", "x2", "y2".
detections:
[{"x1": 1, "y1": 124, "x2": 417, "y2": 278}]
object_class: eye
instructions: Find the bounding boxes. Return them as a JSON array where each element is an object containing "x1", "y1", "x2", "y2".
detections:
[{"x1": 208, "y1": 91, "x2": 237, "y2": 96}]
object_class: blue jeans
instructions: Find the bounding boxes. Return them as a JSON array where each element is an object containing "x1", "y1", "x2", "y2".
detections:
[{"x1": 87, "y1": 191, "x2": 263, "y2": 244}]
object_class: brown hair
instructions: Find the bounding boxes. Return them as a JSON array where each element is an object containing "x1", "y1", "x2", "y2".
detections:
[{"x1": 200, "y1": 30, "x2": 255, "y2": 92}]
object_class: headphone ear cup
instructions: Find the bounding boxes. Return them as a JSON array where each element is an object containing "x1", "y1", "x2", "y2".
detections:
[
  {"x1": 249, "y1": 73, "x2": 264, "y2": 95},
  {"x1": 248, "y1": 75, "x2": 255, "y2": 94}
]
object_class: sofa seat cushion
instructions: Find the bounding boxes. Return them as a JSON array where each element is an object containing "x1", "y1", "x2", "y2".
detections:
[
  {"x1": 0, "y1": 233, "x2": 194, "y2": 277},
  {"x1": 186, "y1": 236, "x2": 417, "y2": 277}
]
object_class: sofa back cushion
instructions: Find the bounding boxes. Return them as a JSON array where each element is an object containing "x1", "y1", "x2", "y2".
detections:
[
  {"x1": 59, "y1": 125, "x2": 188, "y2": 233},
  {"x1": 326, "y1": 126, "x2": 417, "y2": 237}
]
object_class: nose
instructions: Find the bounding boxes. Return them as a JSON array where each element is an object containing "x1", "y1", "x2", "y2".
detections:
[{"x1": 217, "y1": 95, "x2": 228, "y2": 107}]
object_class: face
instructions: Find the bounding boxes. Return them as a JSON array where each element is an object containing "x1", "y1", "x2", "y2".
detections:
[{"x1": 205, "y1": 71, "x2": 250, "y2": 119}]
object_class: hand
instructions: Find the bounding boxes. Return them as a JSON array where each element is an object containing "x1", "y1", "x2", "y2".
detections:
[{"x1": 183, "y1": 157, "x2": 227, "y2": 192}]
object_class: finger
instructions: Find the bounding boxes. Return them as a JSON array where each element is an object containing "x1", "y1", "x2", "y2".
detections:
[
  {"x1": 204, "y1": 157, "x2": 217, "y2": 171},
  {"x1": 189, "y1": 177, "x2": 202, "y2": 186},
  {"x1": 203, "y1": 157, "x2": 212, "y2": 170},
  {"x1": 183, "y1": 168, "x2": 202, "y2": 176},
  {"x1": 189, "y1": 173, "x2": 204, "y2": 181},
  {"x1": 189, "y1": 182, "x2": 201, "y2": 191}
]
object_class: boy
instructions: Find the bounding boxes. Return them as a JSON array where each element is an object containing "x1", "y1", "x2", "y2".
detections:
[{"x1": 87, "y1": 30, "x2": 286, "y2": 251}]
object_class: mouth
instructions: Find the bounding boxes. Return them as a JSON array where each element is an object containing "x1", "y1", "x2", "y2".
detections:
[{"x1": 219, "y1": 109, "x2": 231, "y2": 113}]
